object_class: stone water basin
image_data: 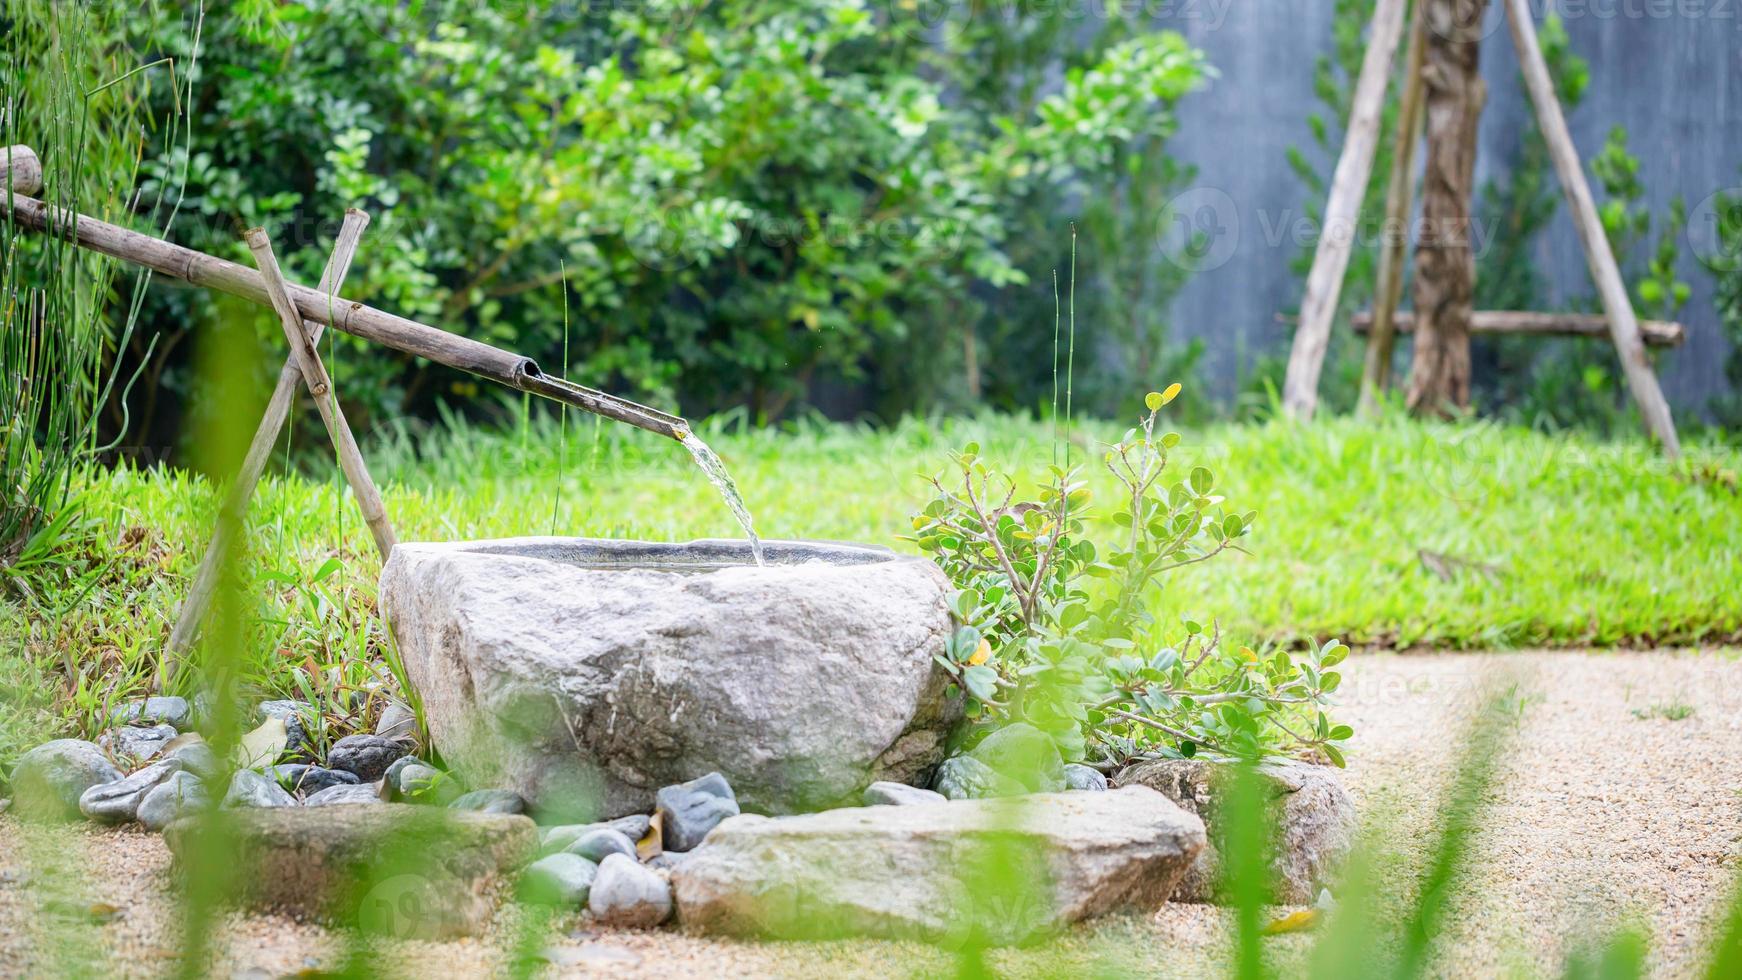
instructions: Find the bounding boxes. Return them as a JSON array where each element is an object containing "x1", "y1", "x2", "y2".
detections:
[{"x1": 379, "y1": 537, "x2": 957, "y2": 820}]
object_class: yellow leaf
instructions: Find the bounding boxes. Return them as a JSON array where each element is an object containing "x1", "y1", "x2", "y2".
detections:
[
  {"x1": 637, "y1": 810, "x2": 664, "y2": 860},
  {"x1": 1145, "y1": 391, "x2": 1164, "y2": 412},
  {"x1": 1161, "y1": 382, "x2": 1183, "y2": 405},
  {"x1": 1261, "y1": 907, "x2": 1322, "y2": 935},
  {"x1": 967, "y1": 638, "x2": 991, "y2": 666}
]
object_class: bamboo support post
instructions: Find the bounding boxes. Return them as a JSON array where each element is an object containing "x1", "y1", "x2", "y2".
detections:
[
  {"x1": 160, "y1": 211, "x2": 372, "y2": 680},
  {"x1": 242, "y1": 226, "x2": 397, "y2": 561},
  {"x1": 1358, "y1": 0, "x2": 1430, "y2": 415},
  {"x1": 1503, "y1": 0, "x2": 1680, "y2": 457},
  {"x1": 1282, "y1": 0, "x2": 1411, "y2": 420},
  {"x1": 1350, "y1": 309, "x2": 1685, "y2": 346}
]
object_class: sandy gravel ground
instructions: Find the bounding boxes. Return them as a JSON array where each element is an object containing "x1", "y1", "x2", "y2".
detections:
[{"x1": 2, "y1": 649, "x2": 1739, "y2": 978}]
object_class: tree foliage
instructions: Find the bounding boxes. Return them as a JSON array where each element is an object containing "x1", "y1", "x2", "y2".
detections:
[{"x1": 113, "y1": 1, "x2": 1207, "y2": 439}]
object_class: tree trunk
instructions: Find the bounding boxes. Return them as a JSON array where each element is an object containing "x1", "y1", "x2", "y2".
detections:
[{"x1": 1405, "y1": 0, "x2": 1488, "y2": 416}]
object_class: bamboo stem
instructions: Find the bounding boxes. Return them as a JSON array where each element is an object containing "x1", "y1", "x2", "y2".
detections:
[
  {"x1": 1281, "y1": 0, "x2": 1412, "y2": 420},
  {"x1": 244, "y1": 227, "x2": 397, "y2": 561},
  {"x1": 160, "y1": 211, "x2": 371, "y2": 683},
  {"x1": 1359, "y1": 0, "x2": 1430, "y2": 415},
  {"x1": 1502, "y1": 0, "x2": 1680, "y2": 457},
  {"x1": 3, "y1": 188, "x2": 687, "y2": 441}
]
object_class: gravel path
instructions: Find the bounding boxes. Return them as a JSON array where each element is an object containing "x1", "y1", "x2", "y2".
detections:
[{"x1": 2, "y1": 650, "x2": 1739, "y2": 978}]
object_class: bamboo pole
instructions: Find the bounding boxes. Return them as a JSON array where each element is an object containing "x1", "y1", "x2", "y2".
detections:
[
  {"x1": 161, "y1": 210, "x2": 372, "y2": 679},
  {"x1": 3, "y1": 187, "x2": 687, "y2": 441},
  {"x1": 1282, "y1": 0, "x2": 1411, "y2": 420},
  {"x1": 1358, "y1": 0, "x2": 1430, "y2": 415},
  {"x1": 1502, "y1": 0, "x2": 1680, "y2": 457},
  {"x1": 1349, "y1": 309, "x2": 1685, "y2": 346},
  {"x1": 244, "y1": 226, "x2": 397, "y2": 560}
]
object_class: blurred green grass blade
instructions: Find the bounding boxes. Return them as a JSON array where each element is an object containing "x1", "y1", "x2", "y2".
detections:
[{"x1": 1220, "y1": 761, "x2": 1274, "y2": 980}]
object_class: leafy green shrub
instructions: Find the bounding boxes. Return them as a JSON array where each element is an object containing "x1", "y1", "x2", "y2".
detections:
[
  {"x1": 109, "y1": 1, "x2": 1208, "y2": 441},
  {"x1": 910, "y1": 387, "x2": 1351, "y2": 766}
]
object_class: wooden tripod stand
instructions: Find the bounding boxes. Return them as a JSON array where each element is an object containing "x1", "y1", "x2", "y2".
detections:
[{"x1": 1279, "y1": 0, "x2": 1682, "y2": 458}]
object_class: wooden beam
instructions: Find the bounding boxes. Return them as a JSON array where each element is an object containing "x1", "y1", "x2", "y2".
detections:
[
  {"x1": 1350, "y1": 309, "x2": 1685, "y2": 347},
  {"x1": 1282, "y1": 0, "x2": 1411, "y2": 420},
  {"x1": 244, "y1": 226, "x2": 398, "y2": 560},
  {"x1": 1358, "y1": 0, "x2": 1430, "y2": 414},
  {"x1": 1502, "y1": 0, "x2": 1680, "y2": 457},
  {"x1": 161, "y1": 210, "x2": 372, "y2": 681}
]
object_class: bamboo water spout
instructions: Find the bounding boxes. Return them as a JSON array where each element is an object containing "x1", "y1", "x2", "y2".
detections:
[{"x1": 0, "y1": 144, "x2": 689, "y2": 442}]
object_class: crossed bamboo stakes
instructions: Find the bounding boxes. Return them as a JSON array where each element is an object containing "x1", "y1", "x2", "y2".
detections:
[
  {"x1": 162, "y1": 213, "x2": 395, "y2": 683},
  {"x1": 1279, "y1": 0, "x2": 1681, "y2": 456}
]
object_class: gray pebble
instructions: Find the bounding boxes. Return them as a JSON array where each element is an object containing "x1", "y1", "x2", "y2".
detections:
[
  {"x1": 587, "y1": 853, "x2": 671, "y2": 927},
  {"x1": 111, "y1": 696, "x2": 192, "y2": 729},
  {"x1": 325, "y1": 734, "x2": 407, "y2": 782},
  {"x1": 138, "y1": 771, "x2": 209, "y2": 831},
  {"x1": 162, "y1": 736, "x2": 222, "y2": 780},
  {"x1": 302, "y1": 783, "x2": 385, "y2": 807},
  {"x1": 374, "y1": 701, "x2": 417, "y2": 743},
  {"x1": 519, "y1": 853, "x2": 597, "y2": 906},
  {"x1": 540, "y1": 815, "x2": 651, "y2": 855},
  {"x1": 644, "y1": 850, "x2": 692, "y2": 873},
  {"x1": 381, "y1": 756, "x2": 429, "y2": 796},
  {"x1": 223, "y1": 769, "x2": 297, "y2": 808},
  {"x1": 565, "y1": 828, "x2": 636, "y2": 864},
  {"x1": 449, "y1": 789, "x2": 525, "y2": 814},
  {"x1": 967, "y1": 722, "x2": 1066, "y2": 792},
  {"x1": 9, "y1": 739, "x2": 123, "y2": 821},
  {"x1": 1064, "y1": 763, "x2": 1109, "y2": 792},
  {"x1": 100, "y1": 724, "x2": 178, "y2": 764},
  {"x1": 932, "y1": 755, "x2": 1025, "y2": 801},
  {"x1": 268, "y1": 764, "x2": 359, "y2": 796},
  {"x1": 655, "y1": 772, "x2": 738, "y2": 852},
  {"x1": 863, "y1": 781, "x2": 947, "y2": 806},
  {"x1": 79, "y1": 758, "x2": 184, "y2": 824}
]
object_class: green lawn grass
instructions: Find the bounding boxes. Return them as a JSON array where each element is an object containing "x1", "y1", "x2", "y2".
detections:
[{"x1": 2, "y1": 407, "x2": 1739, "y2": 768}]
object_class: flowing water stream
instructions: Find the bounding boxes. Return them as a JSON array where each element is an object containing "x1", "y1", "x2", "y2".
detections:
[{"x1": 682, "y1": 433, "x2": 765, "y2": 566}]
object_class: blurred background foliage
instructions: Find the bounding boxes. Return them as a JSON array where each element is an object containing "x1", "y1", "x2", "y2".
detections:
[
  {"x1": 6, "y1": 0, "x2": 1733, "y2": 471},
  {"x1": 81, "y1": 0, "x2": 1208, "y2": 458}
]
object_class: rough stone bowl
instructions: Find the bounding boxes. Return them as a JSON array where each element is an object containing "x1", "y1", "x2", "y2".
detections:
[{"x1": 379, "y1": 537, "x2": 957, "y2": 821}]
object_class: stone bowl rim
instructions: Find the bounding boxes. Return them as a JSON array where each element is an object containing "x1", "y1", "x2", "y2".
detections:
[{"x1": 387, "y1": 535, "x2": 922, "y2": 572}]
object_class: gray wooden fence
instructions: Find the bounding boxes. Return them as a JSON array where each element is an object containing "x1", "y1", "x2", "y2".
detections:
[{"x1": 1155, "y1": 0, "x2": 1740, "y2": 411}]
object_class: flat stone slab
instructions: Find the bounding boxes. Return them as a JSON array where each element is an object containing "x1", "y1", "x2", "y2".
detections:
[
  {"x1": 1116, "y1": 758, "x2": 1355, "y2": 904},
  {"x1": 163, "y1": 803, "x2": 537, "y2": 938},
  {"x1": 379, "y1": 537, "x2": 957, "y2": 818},
  {"x1": 672, "y1": 786, "x2": 1204, "y2": 945}
]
